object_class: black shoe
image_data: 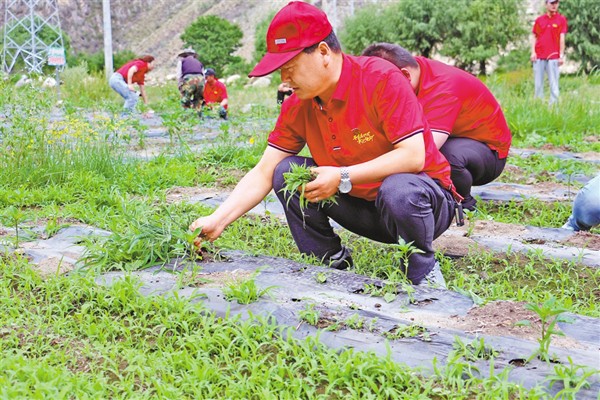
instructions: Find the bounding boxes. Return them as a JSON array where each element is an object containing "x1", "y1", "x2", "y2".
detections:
[
  {"x1": 461, "y1": 196, "x2": 477, "y2": 212},
  {"x1": 326, "y1": 247, "x2": 353, "y2": 270}
]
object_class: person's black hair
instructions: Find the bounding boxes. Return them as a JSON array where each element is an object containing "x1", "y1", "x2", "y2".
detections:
[
  {"x1": 361, "y1": 43, "x2": 418, "y2": 69},
  {"x1": 303, "y1": 31, "x2": 342, "y2": 54}
]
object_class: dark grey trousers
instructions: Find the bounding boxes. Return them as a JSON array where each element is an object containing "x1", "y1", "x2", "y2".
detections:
[
  {"x1": 440, "y1": 137, "x2": 507, "y2": 210},
  {"x1": 272, "y1": 156, "x2": 456, "y2": 283}
]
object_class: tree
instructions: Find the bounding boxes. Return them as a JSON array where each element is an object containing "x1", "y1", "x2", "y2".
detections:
[
  {"x1": 180, "y1": 15, "x2": 243, "y2": 76},
  {"x1": 339, "y1": 4, "x2": 397, "y2": 55},
  {"x1": 441, "y1": 0, "x2": 526, "y2": 74},
  {"x1": 560, "y1": 0, "x2": 600, "y2": 74},
  {"x1": 252, "y1": 12, "x2": 276, "y2": 66},
  {"x1": 387, "y1": 0, "x2": 453, "y2": 59}
]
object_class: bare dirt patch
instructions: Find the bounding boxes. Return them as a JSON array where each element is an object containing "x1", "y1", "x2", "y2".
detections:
[
  {"x1": 410, "y1": 301, "x2": 582, "y2": 349},
  {"x1": 562, "y1": 231, "x2": 600, "y2": 251},
  {"x1": 165, "y1": 186, "x2": 223, "y2": 204},
  {"x1": 185, "y1": 269, "x2": 253, "y2": 288},
  {"x1": 434, "y1": 220, "x2": 528, "y2": 256},
  {"x1": 36, "y1": 257, "x2": 76, "y2": 277}
]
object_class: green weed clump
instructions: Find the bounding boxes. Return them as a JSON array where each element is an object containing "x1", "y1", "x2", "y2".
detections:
[{"x1": 281, "y1": 162, "x2": 338, "y2": 211}]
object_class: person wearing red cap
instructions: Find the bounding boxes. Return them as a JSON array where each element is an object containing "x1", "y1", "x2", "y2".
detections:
[
  {"x1": 190, "y1": 1, "x2": 462, "y2": 288},
  {"x1": 531, "y1": 0, "x2": 567, "y2": 105},
  {"x1": 361, "y1": 43, "x2": 512, "y2": 211}
]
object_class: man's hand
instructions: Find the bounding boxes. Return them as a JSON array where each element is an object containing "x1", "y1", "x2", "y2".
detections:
[
  {"x1": 189, "y1": 215, "x2": 224, "y2": 242},
  {"x1": 304, "y1": 166, "x2": 342, "y2": 202}
]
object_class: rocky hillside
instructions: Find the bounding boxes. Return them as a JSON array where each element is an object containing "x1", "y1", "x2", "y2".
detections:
[
  {"x1": 2, "y1": 0, "x2": 542, "y2": 78},
  {"x1": 1, "y1": 0, "x2": 378, "y2": 76}
]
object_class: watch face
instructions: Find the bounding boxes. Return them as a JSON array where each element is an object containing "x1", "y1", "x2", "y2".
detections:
[{"x1": 339, "y1": 179, "x2": 352, "y2": 193}]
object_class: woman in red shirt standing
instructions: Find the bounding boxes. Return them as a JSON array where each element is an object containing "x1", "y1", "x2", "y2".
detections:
[{"x1": 109, "y1": 55, "x2": 155, "y2": 114}]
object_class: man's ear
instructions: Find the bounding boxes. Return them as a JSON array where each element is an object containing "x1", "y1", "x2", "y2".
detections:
[
  {"x1": 319, "y1": 41, "x2": 331, "y2": 65},
  {"x1": 318, "y1": 41, "x2": 330, "y2": 56},
  {"x1": 400, "y1": 67, "x2": 411, "y2": 80}
]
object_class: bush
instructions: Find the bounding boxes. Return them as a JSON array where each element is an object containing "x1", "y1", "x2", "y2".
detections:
[
  {"x1": 339, "y1": 4, "x2": 397, "y2": 55},
  {"x1": 560, "y1": 0, "x2": 600, "y2": 74},
  {"x1": 70, "y1": 50, "x2": 137, "y2": 74},
  {"x1": 252, "y1": 12, "x2": 276, "y2": 65},
  {"x1": 181, "y1": 15, "x2": 243, "y2": 77},
  {"x1": 440, "y1": 0, "x2": 526, "y2": 74}
]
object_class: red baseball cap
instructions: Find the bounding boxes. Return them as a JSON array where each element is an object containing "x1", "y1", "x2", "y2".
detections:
[{"x1": 248, "y1": 1, "x2": 332, "y2": 77}]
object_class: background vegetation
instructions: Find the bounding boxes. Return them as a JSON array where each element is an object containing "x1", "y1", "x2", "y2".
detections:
[{"x1": 180, "y1": 15, "x2": 244, "y2": 77}]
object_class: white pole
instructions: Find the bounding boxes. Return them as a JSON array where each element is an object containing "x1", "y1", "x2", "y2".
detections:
[{"x1": 102, "y1": 0, "x2": 113, "y2": 80}]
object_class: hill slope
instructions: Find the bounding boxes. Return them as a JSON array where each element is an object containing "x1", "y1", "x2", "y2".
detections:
[{"x1": 2, "y1": 0, "x2": 372, "y2": 76}]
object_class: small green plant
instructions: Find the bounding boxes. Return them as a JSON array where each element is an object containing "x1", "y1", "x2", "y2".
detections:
[
  {"x1": 315, "y1": 271, "x2": 328, "y2": 284},
  {"x1": 464, "y1": 209, "x2": 478, "y2": 237},
  {"x1": 380, "y1": 239, "x2": 425, "y2": 282},
  {"x1": 345, "y1": 313, "x2": 365, "y2": 330},
  {"x1": 1, "y1": 206, "x2": 28, "y2": 247},
  {"x1": 299, "y1": 303, "x2": 320, "y2": 326},
  {"x1": 280, "y1": 162, "x2": 338, "y2": 211},
  {"x1": 363, "y1": 282, "x2": 398, "y2": 303},
  {"x1": 324, "y1": 320, "x2": 343, "y2": 331},
  {"x1": 517, "y1": 296, "x2": 574, "y2": 363},
  {"x1": 383, "y1": 323, "x2": 428, "y2": 340},
  {"x1": 545, "y1": 357, "x2": 598, "y2": 397},
  {"x1": 451, "y1": 337, "x2": 499, "y2": 362},
  {"x1": 367, "y1": 318, "x2": 378, "y2": 332},
  {"x1": 43, "y1": 218, "x2": 69, "y2": 238},
  {"x1": 223, "y1": 274, "x2": 276, "y2": 304}
]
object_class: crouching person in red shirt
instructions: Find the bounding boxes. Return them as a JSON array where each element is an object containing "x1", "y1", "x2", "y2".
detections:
[
  {"x1": 362, "y1": 43, "x2": 512, "y2": 211},
  {"x1": 190, "y1": 2, "x2": 462, "y2": 288},
  {"x1": 202, "y1": 68, "x2": 228, "y2": 120}
]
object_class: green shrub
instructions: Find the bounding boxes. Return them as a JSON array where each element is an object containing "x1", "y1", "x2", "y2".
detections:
[{"x1": 181, "y1": 15, "x2": 243, "y2": 76}]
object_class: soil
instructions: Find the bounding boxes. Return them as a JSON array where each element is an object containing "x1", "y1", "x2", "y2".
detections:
[
  {"x1": 434, "y1": 219, "x2": 600, "y2": 256},
  {"x1": 165, "y1": 186, "x2": 223, "y2": 204},
  {"x1": 185, "y1": 269, "x2": 253, "y2": 288},
  {"x1": 408, "y1": 301, "x2": 583, "y2": 349},
  {"x1": 36, "y1": 257, "x2": 76, "y2": 277},
  {"x1": 563, "y1": 231, "x2": 600, "y2": 251}
]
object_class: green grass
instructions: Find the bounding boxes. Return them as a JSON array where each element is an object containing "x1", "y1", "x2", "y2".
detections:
[
  {"x1": 0, "y1": 67, "x2": 599, "y2": 398},
  {"x1": 0, "y1": 256, "x2": 553, "y2": 399},
  {"x1": 484, "y1": 70, "x2": 600, "y2": 152}
]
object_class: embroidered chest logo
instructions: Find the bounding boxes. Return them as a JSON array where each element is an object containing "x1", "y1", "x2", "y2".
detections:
[{"x1": 352, "y1": 128, "x2": 374, "y2": 145}]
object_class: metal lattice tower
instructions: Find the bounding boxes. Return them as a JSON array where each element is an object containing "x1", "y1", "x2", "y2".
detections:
[{"x1": 3, "y1": 0, "x2": 64, "y2": 74}]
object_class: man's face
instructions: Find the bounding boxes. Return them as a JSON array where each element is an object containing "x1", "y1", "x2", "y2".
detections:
[
  {"x1": 279, "y1": 49, "x2": 327, "y2": 100},
  {"x1": 546, "y1": 1, "x2": 559, "y2": 13},
  {"x1": 206, "y1": 75, "x2": 216, "y2": 84}
]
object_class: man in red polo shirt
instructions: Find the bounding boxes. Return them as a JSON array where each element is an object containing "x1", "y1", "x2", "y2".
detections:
[
  {"x1": 202, "y1": 68, "x2": 229, "y2": 120},
  {"x1": 190, "y1": 1, "x2": 461, "y2": 288},
  {"x1": 531, "y1": 0, "x2": 567, "y2": 105},
  {"x1": 362, "y1": 43, "x2": 512, "y2": 210}
]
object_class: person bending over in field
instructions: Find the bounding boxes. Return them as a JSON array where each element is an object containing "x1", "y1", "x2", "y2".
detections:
[
  {"x1": 362, "y1": 43, "x2": 512, "y2": 211},
  {"x1": 109, "y1": 55, "x2": 155, "y2": 115}
]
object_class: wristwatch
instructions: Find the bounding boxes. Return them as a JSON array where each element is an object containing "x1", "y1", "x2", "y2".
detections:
[{"x1": 338, "y1": 167, "x2": 352, "y2": 193}]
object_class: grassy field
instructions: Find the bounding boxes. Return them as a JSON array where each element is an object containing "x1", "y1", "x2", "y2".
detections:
[{"x1": 0, "y1": 66, "x2": 599, "y2": 398}]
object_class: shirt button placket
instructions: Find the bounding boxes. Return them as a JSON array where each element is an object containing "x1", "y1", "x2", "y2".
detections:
[{"x1": 328, "y1": 115, "x2": 340, "y2": 150}]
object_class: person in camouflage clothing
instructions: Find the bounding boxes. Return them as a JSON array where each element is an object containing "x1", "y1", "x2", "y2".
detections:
[{"x1": 176, "y1": 48, "x2": 205, "y2": 111}]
